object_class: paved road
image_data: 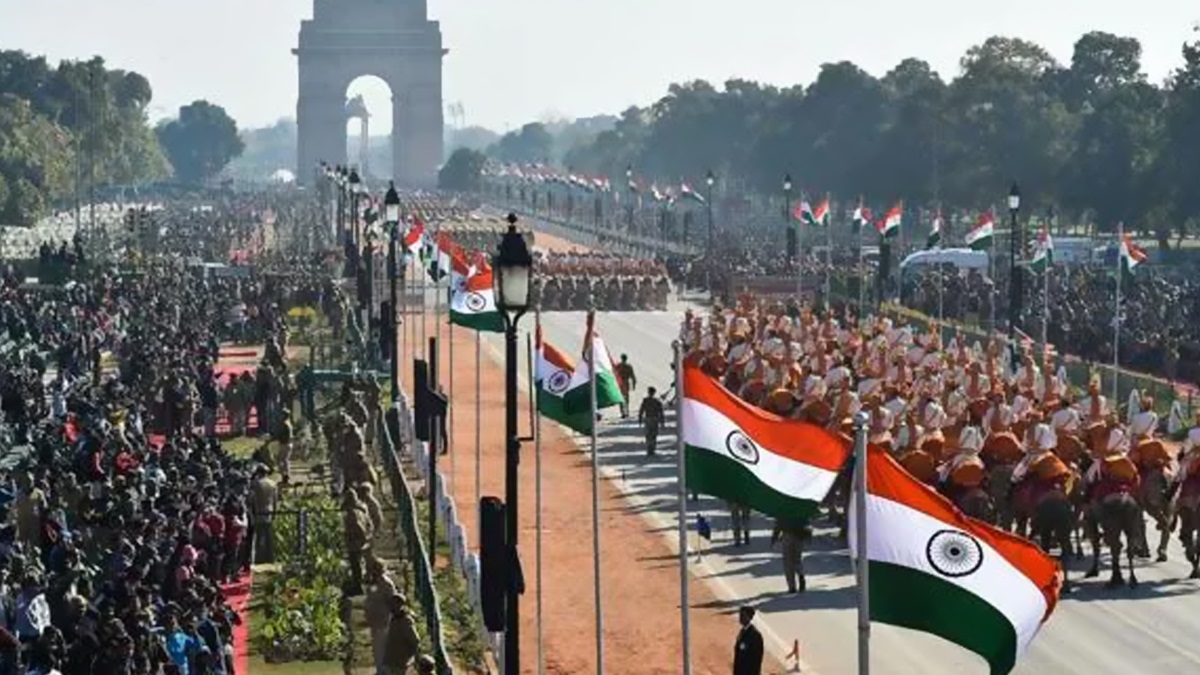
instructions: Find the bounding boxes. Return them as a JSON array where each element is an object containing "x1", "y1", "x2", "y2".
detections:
[{"x1": 473, "y1": 304, "x2": 1200, "y2": 675}]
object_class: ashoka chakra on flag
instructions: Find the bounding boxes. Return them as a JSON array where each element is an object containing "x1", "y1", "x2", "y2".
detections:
[{"x1": 464, "y1": 291, "x2": 489, "y2": 312}]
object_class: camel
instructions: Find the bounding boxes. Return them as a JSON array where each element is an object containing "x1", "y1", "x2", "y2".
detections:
[
  {"x1": 1132, "y1": 439, "x2": 1178, "y2": 562},
  {"x1": 1085, "y1": 491, "x2": 1144, "y2": 589},
  {"x1": 1176, "y1": 485, "x2": 1200, "y2": 579}
]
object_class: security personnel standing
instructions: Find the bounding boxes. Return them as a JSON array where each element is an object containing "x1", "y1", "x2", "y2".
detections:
[
  {"x1": 729, "y1": 502, "x2": 751, "y2": 547},
  {"x1": 733, "y1": 605, "x2": 764, "y2": 675},
  {"x1": 772, "y1": 518, "x2": 811, "y2": 593}
]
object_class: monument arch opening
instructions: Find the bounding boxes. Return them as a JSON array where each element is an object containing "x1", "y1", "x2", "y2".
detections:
[
  {"x1": 294, "y1": 0, "x2": 445, "y2": 187},
  {"x1": 344, "y1": 75, "x2": 394, "y2": 181}
]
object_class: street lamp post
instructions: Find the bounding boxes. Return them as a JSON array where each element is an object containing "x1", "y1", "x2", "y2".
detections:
[
  {"x1": 385, "y1": 182, "x2": 401, "y2": 401},
  {"x1": 493, "y1": 214, "x2": 533, "y2": 675},
  {"x1": 783, "y1": 173, "x2": 793, "y2": 257},
  {"x1": 1007, "y1": 182, "x2": 1022, "y2": 345}
]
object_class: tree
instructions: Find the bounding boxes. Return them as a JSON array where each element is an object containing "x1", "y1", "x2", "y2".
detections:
[
  {"x1": 157, "y1": 100, "x2": 244, "y2": 184},
  {"x1": 487, "y1": 122, "x2": 554, "y2": 164},
  {"x1": 438, "y1": 147, "x2": 486, "y2": 191}
]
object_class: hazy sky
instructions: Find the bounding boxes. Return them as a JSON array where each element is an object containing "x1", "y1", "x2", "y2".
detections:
[{"x1": 0, "y1": 0, "x2": 1195, "y2": 136}]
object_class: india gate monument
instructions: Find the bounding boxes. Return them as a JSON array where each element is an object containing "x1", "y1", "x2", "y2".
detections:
[{"x1": 294, "y1": 0, "x2": 445, "y2": 187}]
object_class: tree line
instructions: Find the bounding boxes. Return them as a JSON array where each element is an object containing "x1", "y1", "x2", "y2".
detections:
[
  {"x1": 472, "y1": 31, "x2": 1200, "y2": 244},
  {"x1": 0, "y1": 50, "x2": 244, "y2": 226}
]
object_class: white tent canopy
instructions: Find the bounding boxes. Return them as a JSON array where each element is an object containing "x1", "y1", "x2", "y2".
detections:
[{"x1": 900, "y1": 247, "x2": 990, "y2": 271}]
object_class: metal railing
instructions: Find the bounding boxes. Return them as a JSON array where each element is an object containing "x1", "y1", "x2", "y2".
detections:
[{"x1": 377, "y1": 402, "x2": 455, "y2": 674}]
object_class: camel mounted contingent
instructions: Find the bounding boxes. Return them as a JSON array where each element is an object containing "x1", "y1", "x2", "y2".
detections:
[{"x1": 680, "y1": 294, "x2": 1200, "y2": 592}]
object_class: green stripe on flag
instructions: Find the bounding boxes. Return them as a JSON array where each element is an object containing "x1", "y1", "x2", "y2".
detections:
[
  {"x1": 537, "y1": 390, "x2": 593, "y2": 435},
  {"x1": 869, "y1": 561, "x2": 1019, "y2": 675},
  {"x1": 685, "y1": 445, "x2": 822, "y2": 521}
]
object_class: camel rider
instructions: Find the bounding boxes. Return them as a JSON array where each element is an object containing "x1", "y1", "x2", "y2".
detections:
[
  {"x1": 1173, "y1": 417, "x2": 1200, "y2": 490},
  {"x1": 1078, "y1": 376, "x2": 1109, "y2": 424},
  {"x1": 983, "y1": 390, "x2": 1013, "y2": 436},
  {"x1": 939, "y1": 427, "x2": 986, "y2": 497},
  {"x1": 1012, "y1": 424, "x2": 1059, "y2": 484},
  {"x1": 1050, "y1": 397, "x2": 1081, "y2": 437},
  {"x1": 921, "y1": 397, "x2": 948, "y2": 457},
  {"x1": 1011, "y1": 424, "x2": 1072, "y2": 505},
  {"x1": 1128, "y1": 395, "x2": 1158, "y2": 444},
  {"x1": 1085, "y1": 427, "x2": 1140, "y2": 501}
]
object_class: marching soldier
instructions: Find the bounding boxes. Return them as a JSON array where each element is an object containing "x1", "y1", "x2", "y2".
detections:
[
  {"x1": 638, "y1": 386, "x2": 665, "y2": 455},
  {"x1": 614, "y1": 353, "x2": 637, "y2": 418}
]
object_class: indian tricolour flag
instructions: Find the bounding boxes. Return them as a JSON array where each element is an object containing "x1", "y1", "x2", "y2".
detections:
[
  {"x1": 680, "y1": 365, "x2": 850, "y2": 519},
  {"x1": 928, "y1": 209, "x2": 943, "y2": 249},
  {"x1": 852, "y1": 202, "x2": 872, "y2": 232},
  {"x1": 966, "y1": 212, "x2": 995, "y2": 251},
  {"x1": 1029, "y1": 228, "x2": 1053, "y2": 273},
  {"x1": 563, "y1": 315, "x2": 625, "y2": 414},
  {"x1": 849, "y1": 444, "x2": 1061, "y2": 675},
  {"x1": 796, "y1": 200, "x2": 814, "y2": 225},
  {"x1": 1119, "y1": 232, "x2": 1147, "y2": 274},
  {"x1": 877, "y1": 202, "x2": 902, "y2": 238},
  {"x1": 403, "y1": 220, "x2": 425, "y2": 263},
  {"x1": 535, "y1": 325, "x2": 594, "y2": 434},
  {"x1": 449, "y1": 266, "x2": 504, "y2": 333},
  {"x1": 680, "y1": 183, "x2": 706, "y2": 205},
  {"x1": 810, "y1": 198, "x2": 831, "y2": 227}
]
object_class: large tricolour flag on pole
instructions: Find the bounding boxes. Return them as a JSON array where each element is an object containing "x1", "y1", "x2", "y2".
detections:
[
  {"x1": 967, "y1": 212, "x2": 995, "y2": 251},
  {"x1": 450, "y1": 267, "x2": 504, "y2": 333},
  {"x1": 403, "y1": 220, "x2": 425, "y2": 263},
  {"x1": 563, "y1": 317, "x2": 624, "y2": 414},
  {"x1": 534, "y1": 324, "x2": 594, "y2": 434},
  {"x1": 1029, "y1": 228, "x2": 1053, "y2": 273},
  {"x1": 1119, "y1": 232, "x2": 1147, "y2": 274},
  {"x1": 928, "y1": 209, "x2": 943, "y2": 249},
  {"x1": 849, "y1": 444, "x2": 1061, "y2": 675},
  {"x1": 680, "y1": 365, "x2": 850, "y2": 519},
  {"x1": 877, "y1": 202, "x2": 902, "y2": 238}
]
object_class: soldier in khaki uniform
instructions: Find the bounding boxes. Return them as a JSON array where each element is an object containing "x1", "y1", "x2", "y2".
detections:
[
  {"x1": 323, "y1": 414, "x2": 346, "y2": 495},
  {"x1": 249, "y1": 465, "x2": 278, "y2": 564},
  {"x1": 364, "y1": 572, "x2": 398, "y2": 672},
  {"x1": 342, "y1": 488, "x2": 372, "y2": 595},
  {"x1": 381, "y1": 594, "x2": 420, "y2": 675},
  {"x1": 771, "y1": 518, "x2": 812, "y2": 593},
  {"x1": 728, "y1": 501, "x2": 751, "y2": 547}
]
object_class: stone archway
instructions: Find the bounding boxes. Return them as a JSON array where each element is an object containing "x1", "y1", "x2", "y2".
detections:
[{"x1": 294, "y1": 0, "x2": 446, "y2": 187}]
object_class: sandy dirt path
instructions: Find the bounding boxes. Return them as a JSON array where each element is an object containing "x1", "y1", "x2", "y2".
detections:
[{"x1": 390, "y1": 225, "x2": 782, "y2": 674}]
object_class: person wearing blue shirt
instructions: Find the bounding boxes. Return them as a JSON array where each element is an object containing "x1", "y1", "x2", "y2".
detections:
[{"x1": 162, "y1": 613, "x2": 197, "y2": 675}]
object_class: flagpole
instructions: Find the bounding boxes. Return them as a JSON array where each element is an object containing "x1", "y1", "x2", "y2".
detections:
[
  {"x1": 858, "y1": 197, "x2": 865, "y2": 317},
  {"x1": 853, "y1": 410, "x2": 871, "y2": 675},
  {"x1": 673, "y1": 340, "x2": 691, "y2": 675},
  {"x1": 1041, "y1": 231, "x2": 1049, "y2": 357},
  {"x1": 824, "y1": 194, "x2": 832, "y2": 312},
  {"x1": 989, "y1": 207, "x2": 997, "y2": 336},
  {"x1": 448, "y1": 286, "x2": 456, "y2": 496},
  {"x1": 1113, "y1": 223, "x2": 1123, "y2": 403},
  {"x1": 936, "y1": 208, "x2": 944, "y2": 326},
  {"x1": 587, "y1": 306, "x2": 605, "y2": 674},
  {"x1": 533, "y1": 306, "x2": 545, "y2": 675}
]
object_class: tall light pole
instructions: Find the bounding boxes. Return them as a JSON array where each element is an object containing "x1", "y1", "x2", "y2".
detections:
[
  {"x1": 385, "y1": 181, "x2": 401, "y2": 395},
  {"x1": 493, "y1": 213, "x2": 533, "y2": 675},
  {"x1": 783, "y1": 173, "x2": 794, "y2": 259},
  {"x1": 1007, "y1": 182, "x2": 1022, "y2": 345}
]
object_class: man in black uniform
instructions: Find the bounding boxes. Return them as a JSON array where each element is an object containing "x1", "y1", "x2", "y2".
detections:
[
  {"x1": 638, "y1": 386, "x2": 665, "y2": 455},
  {"x1": 733, "y1": 605, "x2": 764, "y2": 675}
]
